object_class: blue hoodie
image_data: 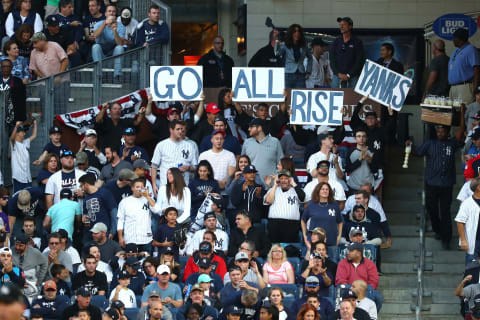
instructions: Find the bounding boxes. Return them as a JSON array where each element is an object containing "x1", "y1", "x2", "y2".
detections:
[{"x1": 134, "y1": 20, "x2": 169, "y2": 46}]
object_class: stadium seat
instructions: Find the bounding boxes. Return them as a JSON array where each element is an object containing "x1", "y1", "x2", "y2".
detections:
[
  {"x1": 124, "y1": 308, "x2": 140, "y2": 320},
  {"x1": 286, "y1": 257, "x2": 301, "y2": 275},
  {"x1": 283, "y1": 295, "x2": 296, "y2": 308},
  {"x1": 179, "y1": 256, "x2": 189, "y2": 269},
  {"x1": 271, "y1": 284, "x2": 300, "y2": 299},
  {"x1": 90, "y1": 295, "x2": 109, "y2": 311}
]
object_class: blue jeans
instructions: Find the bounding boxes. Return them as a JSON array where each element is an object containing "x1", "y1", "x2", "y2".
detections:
[
  {"x1": 13, "y1": 179, "x2": 31, "y2": 193},
  {"x1": 285, "y1": 72, "x2": 306, "y2": 88},
  {"x1": 327, "y1": 245, "x2": 338, "y2": 263},
  {"x1": 91, "y1": 43, "x2": 125, "y2": 77},
  {"x1": 331, "y1": 75, "x2": 359, "y2": 88},
  {"x1": 465, "y1": 240, "x2": 480, "y2": 266}
]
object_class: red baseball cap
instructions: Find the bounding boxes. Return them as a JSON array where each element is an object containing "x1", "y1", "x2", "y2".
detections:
[
  {"x1": 167, "y1": 108, "x2": 179, "y2": 116},
  {"x1": 212, "y1": 129, "x2": 226, "y2": 137},
  {"x1": 206, "y1": 103, "x2": 221, "y2": 114}
]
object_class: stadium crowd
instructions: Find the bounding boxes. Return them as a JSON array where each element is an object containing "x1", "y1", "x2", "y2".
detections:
[{"x1": 0, "y1": 2, "x2": 479, "y2": 320}]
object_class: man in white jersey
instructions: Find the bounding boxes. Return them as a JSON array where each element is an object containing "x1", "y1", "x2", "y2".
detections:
[
  {"x1": 151, "y1": 120, "x2": 198, "y2": 197},
  {"x1": 342, "y1": 182, "x2": 387, "y2": 222},
  {"x1": 304, "y1": 160, "x2": 346, "y2": 209},
  {"x1": 198, "y1": 130, "x2": 236, "y2": 189},
  {"x1": 186, "y1": 212, "x2": 229, "y2": 256},
  {"x1": 306, "y1": 132, "x2": 344, "y2": 182}
]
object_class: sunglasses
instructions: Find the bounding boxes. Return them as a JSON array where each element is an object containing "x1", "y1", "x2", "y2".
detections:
[
  {"x1": 1, "y1": 196, "x2": 8, "y2": 200},
  {"x1": 237, "y1": 259, "x2": 249, "y2": 263}
]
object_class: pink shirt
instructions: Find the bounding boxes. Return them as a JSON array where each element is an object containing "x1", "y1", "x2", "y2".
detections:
[
  {"x1": 29, "y1": 41, "x2": 67, "y2": 77},
  {"x1": 263, "y1": 261, "x2": 293, "y2": 284}
]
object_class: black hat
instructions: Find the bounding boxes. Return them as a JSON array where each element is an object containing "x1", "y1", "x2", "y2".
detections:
[
  {"x1": 123, "y1": 127, "x2": 136, "y2": 136},
  {"x1": 60, "y1": 150, "x2": 74, "y2": 158},
  {"x1": 472, "y1": 130, "x2": 480, "y2": 141},
  {"x1": 199, "y1": 241, "x2": 212, "y2": 253},
  {"x1": 197, "y1": 257, "x2": 211, "y2": 268},
  {"x1": 214, "y1": 115, "x2": 227, "y2": 124},
  {"x1": 337, "y1": 17, "x2": 353, "y2": 26},
  {"x1": 56, "y1": 229, "x2": 68, "y2": 239},
  {"x1": 453, "y1": 28, "x2": 469, "y2": 42},
  {"x1": 316, "y1": 133, "x2": 329, "y2": 144},
  {"x1": 0, "y1": 284, "x2": 24, "y2": 304},
  {"x1": 352, "y1": 204, "x2": 365, "y2": 212},
  {"x1": 243, "y1": 165, "x2": 258, "y2": 174},
  {"x1": 118, "y1": 270, "x2": 131, "y2": 279},
  {"x1": 311, "y1": 37, "x2": 327, "y2": 47},
  {"x1": 14, "y1": 233, "x2": 29, "y2": 244},
  {"x1": 472, "y1": 294, "x2": 480, "y2": 317},
  {"x1": 341, "y1": 289, "x2": 358, "y2": 299},
  {"x1": 473, "y1": 111, "x2": 480, "y2": 120},
  {"x1": 226, "y1": 305, "x2": 242, "y2": 315},
  {"x1": 76, "y1": 286, "x2": 91, "y2": 297},
  {"x1": 105, "y1": 308, "x2": 120, "y2": 320},
  {"x1": 316, "y1": 160, "x2": 330, "y2": 168},
  {"x1": 348, "y1": 242, "x2": 364, "y2": 253},
  {"x1": 125, "y1": 243, "x2": 138, "y2": 254},
  {"x1": 111, "y1": 300, "x2": 125, "y2": 310},
  {"x1": 474, "y1": 86, "x2": 480, "y2": 95},
  {"x1": 16, "y1": 125, "x2": 26, "y2": 132},
  {"x1": 125, "y1": 256, "x2": 139, "y2": 266},
  {"x1": 211, "y1": 194, "x2": 224, "y2": 209},
  {"x1": 248, "y1": 118, "x2": 265, "y2": 127},
  {"x1": 164, "y1": 247, "x2": 174, "y2": 255},
  {"x1": 204, "y1": 212, "x2": 216, "y2": 221},
  {"x1": 60, "y1": 188, "x2": 73, "y2": 199},
  {"x1": 49, "y1": 126, "x2": 62, "y2": 134},
  {"x1": 364, "y1": 111, "x2": 377, "y2": 118},
  {"x1": 46, "y1": 15, "x2": 59, "y2": 27}
]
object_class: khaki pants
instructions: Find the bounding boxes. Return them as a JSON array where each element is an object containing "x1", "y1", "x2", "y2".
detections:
[{"x1": 449, "y1": 82, "x2": 473, "y2": 104}]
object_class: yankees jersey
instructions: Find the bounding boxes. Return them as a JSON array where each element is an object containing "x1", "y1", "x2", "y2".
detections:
[
  {"x1": 151, "y1": 138, "x2": 198, "y2": 186},
  {"x1": 264, "y1": 186, "x2": 301, "y2": 220},
  {"x1": 303, "y1": 178, "x2": 346, "y2": 202},
  {"x1": 117, "y1": 196, "x2": 162, "y2": 244},
  {"x1": 302, "y1": 201, "x2": 342, "y2": 247},
  {"x1": 186, "y1": 228, "x2": 229, "y2": 256},
  {"x1": 108, "y1": 287, "x2": 136, "y2": 308}
]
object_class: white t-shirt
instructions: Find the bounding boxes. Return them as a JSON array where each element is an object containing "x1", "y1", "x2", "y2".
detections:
[
  {"x1": 357, "y1": 297, "x2": 378, "y2": 320},
  {"x1": 303, "y1": 178, "x2": 346, "y2": 202},
  {"x1": 11, "y1": 138, "x2": 31, "y2": 183},
  {"x1": 108, "y1": 287, "x2": 136, "y2": 308},
  {"x1": 458, "y1": 180, "x2": 473, "y2": 202},
  {"x1": 306, "y1": 151, "x2": 344, "y2": 183},
  {"x1": 157, "y1": 186, "x2": 191, "y2": 224},
  {"x1": 186, "y1": 228, "x2": 229, "y2": 255},
  {"x1": 45, "y1": 169, "x2": 86, "y2": 204},
  {"x1": 198, "y1": 149, "x2": 236, "y2": 182},
  {"x1": 151, "y1": 138, "x2": 198, "y2": 186}
]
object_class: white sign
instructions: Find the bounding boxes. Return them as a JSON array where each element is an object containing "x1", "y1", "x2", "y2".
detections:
[
  {"x1": 289, "y1": 90, "x2": 344, "y2": 126},
  {"x1": 150, "y1": 66, "x2": 203, "y2": 101},
  {"x1": 354, "y1": 59, "x2": 412, "y2": 111},
  {"x1": 232, "y1": 67, "x2": 285, "y2": 102}
]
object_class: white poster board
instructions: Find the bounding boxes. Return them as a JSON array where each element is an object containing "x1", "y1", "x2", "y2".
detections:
[
  {"x1": 232, "y1": 67, "x2": 285, "y2": 102},
  {"x1": 289, "y1": 90, "x2": 344, "y2": 126},
  {"x1": 354, "y1": 59, "x2": 412, "y2": 111},
  {"x1": 150, "y1": 66, "x2": 203, "y2": 101}
]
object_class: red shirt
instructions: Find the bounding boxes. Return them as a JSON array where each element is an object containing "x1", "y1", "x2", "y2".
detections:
[{"x1": 183, "y1": 253, "x2": 227, "y2": 282}]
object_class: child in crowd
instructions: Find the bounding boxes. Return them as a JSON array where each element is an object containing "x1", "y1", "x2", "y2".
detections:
[
  {"x1": 10, "y1": 120, "x2": 37, "y2": 192},
  {"x1": 47, "y1": 263, "x2": 72, "y2": 298},
  {"x1": 109, "y1": 270, "x2": 136, "y2": 308},
  {"x1": 153, "y1": 206, "x2": 179, "y2": 257},
  {"x1": 33, "y1": 126, "x2": 69, "y2": 165}
]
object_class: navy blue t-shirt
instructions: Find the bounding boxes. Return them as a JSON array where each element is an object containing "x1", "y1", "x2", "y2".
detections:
[
  {"x1": 83, "y1": 14, "x2": 105, "y2": 38},
  {"x1": 42, "y1": 142, "x2": 69, "y2": 158},
  {"x1": 154, "y1": 224, "x2": 179, "y2": 256},
  {"x1": 103, "y1": 179, "x2": 132, "y2": 205},
  {"x1": 199, "y1": 134, "x2": 242, "y2": 155},
  {"x1": 119, "y1": 145, "x2": 150, "y2": 163},
  {"x1": 61, "y1": 171, "x2": 76, "y2": 192},
  {"x1": 83, "y1": 188, "x2": 117, "y2": 230},
  {"x1": 8, "y1": 186, "x2": 44, "y2": 219},
  {"x1": 37, "y1": 169, "x2": 54, "y2": 192},
  {"x1": 302, "y1": 202, "x2": 343, "y2": 247}
]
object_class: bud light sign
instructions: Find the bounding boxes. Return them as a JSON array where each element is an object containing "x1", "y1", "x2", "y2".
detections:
[{"x1": 433, "y1": 14, "x2": 477, "y2": 40}]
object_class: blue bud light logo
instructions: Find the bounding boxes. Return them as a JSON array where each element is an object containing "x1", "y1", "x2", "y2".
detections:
[{"x1": 433, "y1": 14, "x2": 477, "y2": 40}]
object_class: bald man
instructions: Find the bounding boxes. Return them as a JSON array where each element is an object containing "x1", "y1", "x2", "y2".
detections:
[{"x1": 424, "y1": 39, "x2": 450, "y2": 99}]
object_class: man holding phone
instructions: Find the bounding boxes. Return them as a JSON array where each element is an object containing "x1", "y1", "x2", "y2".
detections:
[{"x1": 230, "y1": 165, "x2": 266, "y2": 223}]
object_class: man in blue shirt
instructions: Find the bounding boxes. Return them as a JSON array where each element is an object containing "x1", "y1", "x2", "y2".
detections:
[
  {"x1": 79, "y1": 173, "x2": 117, "y2": 242},
  {"x1": 119, "y1": 127, "x2": 150, "y2": 164},
  {"x1": 92, "y1": 4, "x2": 126, "y2": 81},
  {"x1": 7, "y1": 186, "x2": 44, "y2": 237},
  {"x1": 43, "y1": 188, "x2": 81, "y2": 240},
  {"x1": 448, "y1": 28, "x2": 480, "y2": 104},
  {"x1": 134, "y1": 4, "x2": 169, "y2": 47},
  {"x1": 31, "y1": 280, "x2": 70, "y2": 320},
  {"x1": 406, "y1": 105, "x2": 465, "y2": 249}
]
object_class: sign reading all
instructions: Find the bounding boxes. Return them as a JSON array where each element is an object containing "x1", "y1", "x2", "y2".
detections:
[
  {"x1": 232, "y1": 67, "x2": 285, "y2": 102},
  {"x1": 433, "y1": 13, "x2": 478, "y2": 40}
]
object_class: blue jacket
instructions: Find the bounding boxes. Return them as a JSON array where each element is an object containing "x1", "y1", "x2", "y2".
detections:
[
  {"x1": 134, "y1": 20, "x2": 169, "y2": 46},
  {"x1": 31, "y1": 295, "x2": 70, "y2": 320},
  {"x1": 55, "y1": 13, "x2": 83, "y2": 42}
]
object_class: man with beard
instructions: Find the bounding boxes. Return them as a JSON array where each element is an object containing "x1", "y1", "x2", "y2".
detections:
[
  {"x1": 12, "y1": 233, "x2": 48, "y2": 287},
  {"x1": 98, "y1": 145, "x2": 133, "y2": 185},
  {"x1": 45, "y1": 150, "x2": 86, "y2": 209}
]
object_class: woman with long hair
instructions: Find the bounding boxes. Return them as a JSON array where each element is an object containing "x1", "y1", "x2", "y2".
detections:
[
  {"x1": 157, "y1": 167, "x2": 191, "y2": 224},
  {"x1": 217, "y1": 88, "x2": 246, "y2": 141},
  {"x1": 37, "y1": 153, "x2": 59, "y2": 192},
  {"x1": 301, "y1": 182, "x2": 343, "y2": 260},
  {"x1": 262, "y1": 244, "x2": 294, "y2": 284},
  {"x1": 268, "y1": 287, "x2": 295, "y2": 320},
  {"x1": 159, "y1": 249, "x2": 181, "y2": 282},
  {"x1": 1, "y1": 40, "x2": 29, "y2": 83},
  {"x1": 13, "y1": 23, "x2": 33, "y2": 61},
  {"x1": 265, "y1": 156, "x2": 298, "y2": 188},
  {"x1": 275, "y1": 24, "x2": 311, "y2": 88},
  {"x1": 188, "y1": 160, "x2": 220, "y2": 219},
  {"x1": 296, "y1": 304, "x2": 319, "y2": 320}
]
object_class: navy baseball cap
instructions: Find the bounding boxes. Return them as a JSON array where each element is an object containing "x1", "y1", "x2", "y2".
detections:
[
  {"x1": 123, "y1": 127, "x2": 136, "y2": 135},
  {"x1": 49, "y1": 126, "x2": 62, "y2": 134},
  {"x1": 46, "y1": 15, "x2": 59, "y2": 27}
]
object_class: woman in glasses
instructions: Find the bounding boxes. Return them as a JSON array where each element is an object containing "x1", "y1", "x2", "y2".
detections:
[
  {"x1": 262, "y1": 244, "x2": 294, "y2": 285},
  {"x1": 142, "y1": 256, "x2": 159, "y2": 287}
]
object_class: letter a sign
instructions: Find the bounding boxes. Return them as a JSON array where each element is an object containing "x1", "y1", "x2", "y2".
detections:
[{"x1": 354, "y1": 59, "x2": 412, "y2": 111}]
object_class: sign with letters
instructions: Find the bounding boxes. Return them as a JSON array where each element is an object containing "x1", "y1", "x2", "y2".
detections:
[
  {"x1": 150, "y1": 66, "x2": 203, "y2": 101},
  {"x1": 232, "y1": 67, "x2": 285, "y2": 102},
  {"x1": 433, "y1": 14, "x2": 477, "y2": 40},
  {"x1": 354, "y1": 59, "x2": 412, "y2": 111},
  {"x1": 289, "y1": 90, "x2": 343, "y2": 126}
]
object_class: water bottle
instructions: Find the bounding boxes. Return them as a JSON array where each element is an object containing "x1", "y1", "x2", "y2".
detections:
[{"x1": 184, "y1": 284, "x2": 192, "y2": 302}]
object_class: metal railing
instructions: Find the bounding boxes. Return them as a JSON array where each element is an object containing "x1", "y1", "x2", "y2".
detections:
[
  {"x1": 0, "y1": 38, "x2": 169, "y2": 186},
  {"x1": 415, "y1": 187, "x2": 427, "y2": 319}
]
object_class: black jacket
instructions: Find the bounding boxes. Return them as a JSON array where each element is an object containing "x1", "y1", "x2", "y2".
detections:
[
  {"x1": 376, "y1": 57, "x2": 404, "y2": 75},
  {"x1": 3, "y1": 76, "x2": 26, "y2": 126},
  {"x1": 197, "y1": 49, "x2": 234, "y2": 88},
  {"x1": 230, "y1": 182, "x2": 267, "y2": 223},
  {"x1": 228, "y1": 226, "x2": 271, "y2": 258},
  {"x1": 235, "y1": 111, "x2": 288, "y2": 138},
  {"x1": 61, "y1": 302, "x2": 102, "y2": 320},
  {"x1": 248, "y1": 43, "x2": 280, "y2": 67},
  {"x1": 190, "y1": 118, "x2": 213, "y2": 144}
]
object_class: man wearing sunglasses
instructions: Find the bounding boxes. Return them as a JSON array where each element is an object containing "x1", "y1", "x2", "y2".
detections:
[{"x1": 45, "y1": 149, "x2": 86, "y2": 209}]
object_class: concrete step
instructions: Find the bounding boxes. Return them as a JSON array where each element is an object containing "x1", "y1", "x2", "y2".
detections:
[
  {"x1": 383, "y1": 199, "x2": 423, "y2": 213},
  {"x1": 390, "y1": 225, "x2": 420, "y2": 236},
  {"x1": 378, "y1": 274, "x2": 462, "y2": 289},
  {"x1": 431, "y1": 250, "x2": 465, "y2": 263},
  {"x1": 382, "y1": 262, "x2": 418, "y2": 274},
  {"x1": 386, "y1": 213, "x2": 419, "y2": 225},
  {"x1": 383, "y1": 173, "x2": 423, "y2": 187},
  {"x1": 380, "y1": 302, "x2": 414, "y2": 314},
  {"x1": 381, "y1": 288, "x2": 415, "y2": 302},
  {"x1": 379, "y1": 316, "x2": 415, "y2": 320},
  {"x1": 383, "y1": 187, "x2": 422, "y2": 200},
  {"x1": 382, "y1": 250, "x2": 417, "y2": 263}
]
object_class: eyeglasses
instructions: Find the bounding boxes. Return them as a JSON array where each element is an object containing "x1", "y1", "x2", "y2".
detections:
[
  {"x1": 49, "y1": 242, "x2": 60, "y2": 245},
  {"x1": 272, "y1": 250, "x2": 283, "y2": 253},
  {"x1": 239, "y1": 247, "x2": 251, "y2": 252},
  {"x1": 1, "y1": 196, "x2": 8, "y2": 200}
]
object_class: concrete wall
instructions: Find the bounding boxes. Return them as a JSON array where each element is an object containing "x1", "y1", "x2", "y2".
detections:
[{"x1": 247, "y1": 0, "x2": 480, "y2": 62}]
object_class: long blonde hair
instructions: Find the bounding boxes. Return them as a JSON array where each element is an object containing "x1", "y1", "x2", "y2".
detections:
[
  {"x1": 159, "y1": 253, "x2": 180, "y2": 271},
  {"x1": 267, "y1": 244, "x2": 287, "y2": 264}
]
